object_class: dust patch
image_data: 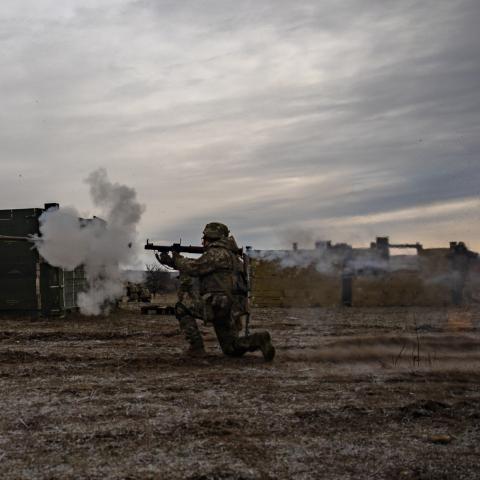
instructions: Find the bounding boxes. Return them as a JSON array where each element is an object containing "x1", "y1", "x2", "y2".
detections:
[{"x1": 280, "y1": 333, "x2": 480, "y2": 365}]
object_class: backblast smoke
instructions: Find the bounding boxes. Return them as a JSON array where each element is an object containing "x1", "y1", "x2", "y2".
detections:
[{"x1": 35, "y1": 168, "x2": 145, "y2": 315}]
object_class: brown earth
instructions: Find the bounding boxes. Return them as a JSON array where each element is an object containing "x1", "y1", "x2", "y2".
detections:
[{"x1": 0, "y1": 300, "x2": 479, "y2": 479}]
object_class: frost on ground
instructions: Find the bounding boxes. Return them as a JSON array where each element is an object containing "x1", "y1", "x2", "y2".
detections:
[{"x1": 0, "y1": 303, "x2": 479, "y2": 480}]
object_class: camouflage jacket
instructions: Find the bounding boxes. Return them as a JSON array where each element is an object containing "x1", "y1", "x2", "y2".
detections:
[{"x1": 174, "y1": 238, "x2": 243, "y2": 295}]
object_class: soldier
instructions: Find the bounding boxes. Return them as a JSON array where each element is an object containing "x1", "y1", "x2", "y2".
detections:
[
  {"x1": 139, "y1": 285, "x2": 152, "y2": 303},
  {"x1": 160, "y1": 222, "x2": 275, "y2": 361}
]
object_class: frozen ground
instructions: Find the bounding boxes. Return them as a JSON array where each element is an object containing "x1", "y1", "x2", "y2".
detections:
[{"x1": 0, "y1": 302, "x2": 479, "y2": 479}]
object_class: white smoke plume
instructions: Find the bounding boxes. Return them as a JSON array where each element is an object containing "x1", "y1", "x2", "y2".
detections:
[
  {"x1": 35, "y1": 168, "x2": 145, "y2": 315},
  {"x1": 250, "y1": 249, "x2": 342, "y2": 274},
  {"x1": 249, "y1": 248, "x2": 419, "y2": 275}
]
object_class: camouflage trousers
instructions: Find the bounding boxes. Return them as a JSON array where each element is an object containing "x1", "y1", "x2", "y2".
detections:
[{"x1": 174, "y1": 293, "x2": 264, "y2": 357}]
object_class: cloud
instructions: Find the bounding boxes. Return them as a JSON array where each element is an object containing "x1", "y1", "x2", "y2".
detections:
[{"x1": 0, "y1": 0, "x2": 479, "y2": 258}]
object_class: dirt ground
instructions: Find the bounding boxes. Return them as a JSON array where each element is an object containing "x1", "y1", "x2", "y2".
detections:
[{"x1": 0, "y1": 299, "x2": 479, "y2": 480}]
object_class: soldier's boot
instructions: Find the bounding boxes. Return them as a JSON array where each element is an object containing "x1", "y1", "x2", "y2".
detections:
[
  {"x1": 244, "y1": 331, "x2": 275, "y2": 362},
  {"x1": 176, "y1": 309, "x2": 205, "y2": 356}
]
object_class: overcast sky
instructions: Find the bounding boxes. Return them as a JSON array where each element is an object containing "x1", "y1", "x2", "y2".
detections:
[{"x1": 1, "y1": 0, "x2": 479, "y2": 258}]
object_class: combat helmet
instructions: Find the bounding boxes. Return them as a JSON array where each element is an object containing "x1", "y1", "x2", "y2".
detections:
[{"x1": 202, "y1": 222, "x2": 230, "y2": 240}]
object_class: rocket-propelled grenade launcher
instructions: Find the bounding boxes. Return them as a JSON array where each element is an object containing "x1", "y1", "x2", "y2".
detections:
[
  {"x1": 0, "y1": 234, "x2": 35, "y2": 242},
  {"x1": 144, "y1": 240, "x2": 243, "y2": 256}
]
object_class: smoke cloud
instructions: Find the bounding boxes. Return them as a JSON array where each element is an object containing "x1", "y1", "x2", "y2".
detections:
[
  {"x1": 250, "y1": 249, "x2": 343, "y2": 275},
  {"x1": 35, "y1": 168, "x2": 145, "y2": 315},
  {"x1": 251, "y1": 247, "x2": 430, "y2": 275}
]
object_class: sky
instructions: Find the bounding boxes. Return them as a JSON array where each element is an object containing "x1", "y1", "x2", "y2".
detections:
[{"x1": 1, "y1": 0, "x2": 479, "y2": 261}]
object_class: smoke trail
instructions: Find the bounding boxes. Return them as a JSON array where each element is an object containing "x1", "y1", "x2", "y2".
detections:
[{"x1": 35, "y1": 168, "x2": 145, "y2": 315}]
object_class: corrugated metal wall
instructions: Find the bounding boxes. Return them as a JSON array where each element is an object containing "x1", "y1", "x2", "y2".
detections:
[
  {"x1": 0, "y1": 206, "x2": 87, "y2": 316},
  {"x1": 0, "y1": 240, "x2": 39, "y2": 310},
  {"x1": 0, "y1": 208, "x2": 43, "y2": 312}
]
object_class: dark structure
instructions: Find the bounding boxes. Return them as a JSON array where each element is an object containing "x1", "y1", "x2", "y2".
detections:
[{"x1": 0, "y1": 204, "x2": 87, "y2": 316}]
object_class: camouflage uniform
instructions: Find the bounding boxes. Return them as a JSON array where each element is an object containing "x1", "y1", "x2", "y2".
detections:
[
  {"x1": 175, "y1": 273, "x2": 204, "y2": 351},
  {"x1": 139, "y1": 286, "x2": 152, "y2": 303},
  {"x1": 164, "y1": 222, "x2": 275, "y2": 360}
]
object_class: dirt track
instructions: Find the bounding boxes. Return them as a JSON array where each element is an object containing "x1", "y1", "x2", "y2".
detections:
[{"x1": 0, "y1": 303, "x2": 479, "y2": 479}]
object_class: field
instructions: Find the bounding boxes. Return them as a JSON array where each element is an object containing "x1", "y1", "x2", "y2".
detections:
[{"x1": 0, "y1": 300, "x2": 479, "y2": 479}]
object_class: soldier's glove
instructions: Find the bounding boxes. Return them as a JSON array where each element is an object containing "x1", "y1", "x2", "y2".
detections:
[
  {"x1": 172, "y1": 251, "x2": 182, "y2": 263},
  {"x1": 159, "y1": 252, "x2": 174, "y2": 267}
]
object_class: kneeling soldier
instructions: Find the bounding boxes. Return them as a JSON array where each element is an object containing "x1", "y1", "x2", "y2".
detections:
[{"x1": 160, "y1": 222, "x2": 275, "y2": 361}]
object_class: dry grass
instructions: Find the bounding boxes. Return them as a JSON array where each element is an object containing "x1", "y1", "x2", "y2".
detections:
[{"x1": 0, "y1": 303, "x2": 479, "y2": 479}]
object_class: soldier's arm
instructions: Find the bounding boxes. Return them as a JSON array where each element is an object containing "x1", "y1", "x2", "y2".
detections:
[{"x1": 174, "y1": 250, "x2": 218, "y2": 276}]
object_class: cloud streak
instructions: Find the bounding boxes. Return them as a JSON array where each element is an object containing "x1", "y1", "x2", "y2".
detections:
[{"x1": 0, "y1": 0, "x2": 479, "y2": 257}]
